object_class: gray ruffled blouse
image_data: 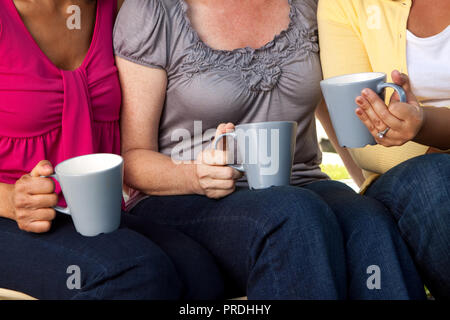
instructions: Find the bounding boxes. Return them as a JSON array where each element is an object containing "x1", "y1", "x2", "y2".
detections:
[{"x1": 114, "y1": 0, "x2": 329, "y2": 189}]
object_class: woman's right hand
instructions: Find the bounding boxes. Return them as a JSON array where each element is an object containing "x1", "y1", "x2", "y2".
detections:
[
  {"x1": 193, "y1": 123, "x2": 243, "y2": 199},
  {"x1": 11, "y1": 160, "x2": 58, "y2": 233}
]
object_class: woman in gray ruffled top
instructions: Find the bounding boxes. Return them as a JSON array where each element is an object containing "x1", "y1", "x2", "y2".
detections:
[{"x1": 114, "y1": 0, "x2": 425, "y2": 299}]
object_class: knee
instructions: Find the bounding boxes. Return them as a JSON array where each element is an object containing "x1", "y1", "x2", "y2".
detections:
[
  {"x1": 73, "y1": 229, "x2": 182, "y2": 300},
  {"x1": 249, "y1": 186, "x2": 340, "y2": 235},
  {"x1": 367, "y1": 154, "x2": 450, "y2": 219},
  {"x1": 395, "y1": 154, "x2": 450, "y2": 191},
  {"x1": 347, "y1": 202, "x2": 399, "y2": 238}
]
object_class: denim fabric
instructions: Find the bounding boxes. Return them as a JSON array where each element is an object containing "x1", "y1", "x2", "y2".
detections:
[
  {"x1": 122, "y1": 214, "x2": 224, "y2": 300},
  {"x1": 366, "y1": 154, "x2": 450, "y2": 300},
  {"x1": 131, "y1": 186, "x2": 347, "y2": 300},
  {"x1": 304, "y1": 180, "x2": 426, "y2": 300},
  {"x1": 0, "y1": 213, "x2": 224, "y2": 300},
  {"x1": 131, "y1": 183, "x2": 425, "y2": 299}
]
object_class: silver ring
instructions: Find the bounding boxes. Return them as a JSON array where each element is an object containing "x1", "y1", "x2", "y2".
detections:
[{"x1": 377, "y1": 127, "x2": 390, "y2": 139}]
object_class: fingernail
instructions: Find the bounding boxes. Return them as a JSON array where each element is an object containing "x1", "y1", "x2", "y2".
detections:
[
  {"x1": 362, "y1": 89, "x2": 369, "y2": 96},
  {"x1": 356, "y1": 108, "x2": 363, "y2": 116}
]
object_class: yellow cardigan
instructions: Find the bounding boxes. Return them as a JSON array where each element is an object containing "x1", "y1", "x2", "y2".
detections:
[{"x1": 318, "y1": 0, "x2": 449, "y2": 190}]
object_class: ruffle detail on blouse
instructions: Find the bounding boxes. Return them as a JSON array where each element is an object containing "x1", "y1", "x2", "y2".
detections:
[
  {"x1": 0, "y1": 121, "x2": 120, "y2": 185},
  {"x1": 179, "y1": 0, "x2": 319, "y2": 92}
]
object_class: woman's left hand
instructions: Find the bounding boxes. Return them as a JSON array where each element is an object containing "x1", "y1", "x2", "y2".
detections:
[{"x1": 355, "y1": 70, "x2": 424, "y2": 147}]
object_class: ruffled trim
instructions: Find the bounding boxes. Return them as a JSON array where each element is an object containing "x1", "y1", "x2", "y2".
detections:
[
  {"x1": 0, "y1": 119, "x2": 118, "y2": 140},
  {"x1": 178, "y1": 0, "x2": 319, "y2": 92}
]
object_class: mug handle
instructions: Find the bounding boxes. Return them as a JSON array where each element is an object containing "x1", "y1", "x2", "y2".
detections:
[
  {"x1": 41, "y1": 174, "x2": 71, "y2": 215},
  {"x1": 213, "y1": 132, "x2": 245, "y2": 173},
  {"x1": 377, "y1": 82, "x2": 407, "y2": 103}
]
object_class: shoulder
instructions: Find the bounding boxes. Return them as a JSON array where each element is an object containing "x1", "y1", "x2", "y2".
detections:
[
  {"x1": 114, "y1": 0, "x2": 182, "y2": 35},
  {"x1": 292, "y1": 0, "x2": 319, "y2": 11},
  {"x1": 115, "y1": 0, "x2": 168, "y2": 39},
  {"x1": 318, "y1": 0, "x2": 400, "y2": 26},
  {"x1": 317, "y1": 0, "x2": 381, "y2": 23},
  {"x1": 291, "y1": 0, "x2": 320, "y2": 29},
  {"x1": 114, "y1": 0, "x2": 182, "y2": 69},
  {"x1": 317, "y1": 0, "x2": 348, "y2": 23},
  {"x1": 117, "y1": 0, "x2": 179, "y2": 17}
]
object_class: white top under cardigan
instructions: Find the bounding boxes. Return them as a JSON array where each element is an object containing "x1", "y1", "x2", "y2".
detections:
[{"x1": 407, "y1": 25, "x2": 450, "y2": 108}]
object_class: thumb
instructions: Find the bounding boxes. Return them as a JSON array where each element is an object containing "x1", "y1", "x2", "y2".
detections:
[
  {"x1": 390, "y1": 70, "x2": 418, "y2": 104},
  {"x1": 214, "y1": 122, "x2": 235, "y2": 151},
  {"x1": 30, "y1": 160, "x2": 54, "y2": 178},
  {"x1": 214, "y1": 122, "x2": 235, "y2": 138}
]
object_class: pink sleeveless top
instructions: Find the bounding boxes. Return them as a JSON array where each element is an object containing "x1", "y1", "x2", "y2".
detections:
[{"x1": 0, "y1": 1, "x2": 121, "y2": 199}]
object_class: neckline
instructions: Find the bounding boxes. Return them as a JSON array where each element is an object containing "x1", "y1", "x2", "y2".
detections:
[
  {"x1": 407, "y1": 25, "x2": 450, "y2": 43},
  {"x1": 179, "y1": 0, "x2": 296, "y2": 54},
  {"x1": 8, "y1": 0, "x2": 101, "y2": 72}
]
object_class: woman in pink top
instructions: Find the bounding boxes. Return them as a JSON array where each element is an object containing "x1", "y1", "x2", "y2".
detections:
[{"x1": 0, "y1": 0, "x2": 222, "y2": 299}]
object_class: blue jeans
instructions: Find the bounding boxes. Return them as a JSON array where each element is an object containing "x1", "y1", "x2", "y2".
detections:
[
  {"x1": 365, "y1": 154, "x2": 450, "y2": 300},
  {"x1": 0, "y1": 213, "x2": 223, "y2": 300},
  {"x1": 130, "y1": 183, "x2": 425, "y2": 299},
  {"x1": 304, "y1": 180, "x2": 425, "y2": 299}
]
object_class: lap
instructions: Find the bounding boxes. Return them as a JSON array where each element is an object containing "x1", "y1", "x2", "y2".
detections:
[
  {"x1": 0, "y1": 213, "x2": 166, "y2": 268},
  {"x1": 132, "y1": 181, "x2": 403, "y2": 244},
  {"x1": 130, "y1": 185, "x2": 342, "y2": 297},
  {"x1": 130, "y1": 186, "x2": 340, "y2": 262},
  {"x1": 0, "y1": 214, "x2": 177, "y2": 299},
  {"x1": 303, "y1": 180, "x2": 396, "y2": 234},
  {"x1": 370, "y1": 153, "x2": 449, "y2": 188},
  {"x1": 131, "y1": 185, "x2": 335, "y2": 228},
  {"x1": 366, "y1": 154, "x2": 450, "y2": 220},
  {"x1": 121, "y1": 214, "x2": 224, "y2": 299}
]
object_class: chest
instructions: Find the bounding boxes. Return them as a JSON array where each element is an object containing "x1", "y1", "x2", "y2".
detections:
[
  {"x1": 407, "y1": 0, "x2": 450, "y2": 37},
  {"x1": 406, "y1": 27, "x2": 450, "y2": 106},
  {"x1": 0, "y1": 1, "x2": 121, "y2": 137},
  {"x1": 162, "y1": 0, "x2": 322, "y2": 127},
  {"x1": 13, "y1": 0, "x2": 97, "y2": 71},
  {"x1": 184, "y1": 0, "x2": 291, "y2": 51},
  {"x1": 167, "y1": 46, "x2": 322, "y2": 128}
]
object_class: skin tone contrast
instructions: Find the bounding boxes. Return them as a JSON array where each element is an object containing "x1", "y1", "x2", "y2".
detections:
[
  {"x1": 2, "y1": 0, "x2": 448, "y2": 233},
  {"x1": 354, "y1": 0, "x2": 450, "y2": 150},
  {"x1": 318, "y1": 0, "x2": 450, "y2": 186}
]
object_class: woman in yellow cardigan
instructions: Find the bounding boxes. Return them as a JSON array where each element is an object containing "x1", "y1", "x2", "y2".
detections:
[{"x1": 317, "y1": 0, "x2": 450, "y2": 299}]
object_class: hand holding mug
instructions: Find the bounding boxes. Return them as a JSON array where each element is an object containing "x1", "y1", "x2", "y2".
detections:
[
  {"x1": 320, "y1": 72, "x2": 407, "y2": 148},
  {"x1": 213, "y1": 121, "x2": 297, "y2": 190},
  {"x1": 355, "y1": 70, "x2": 424, "y2": 147},
  {"x1": 12, "y1": 160, "x2": 58, "y2": 233},
  {"x1": 194, "y1": 123, "x2": 243, "y2": 199}
]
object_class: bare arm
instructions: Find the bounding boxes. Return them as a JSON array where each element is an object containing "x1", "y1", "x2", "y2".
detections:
[
  {"x1": 117, "y1": 0, "x2": 125, "y2": 12},
  {"x1": 117, "y1": 57, "x2": 198, "y2": 196},
  {"x1": 316, "y1": 99, "x2": 365, "y2": 186},
  {"x1": 414, "y1": 107, "x2": 450, "y2": 150},
  {"x1": 0, "y1": 183, "x2": 15, "y2": 220},
  {"x1": 117, "y1": 57, "x2": 241, "y2": 198},
  {"x1": 317, "y1": 0, "x2": 373, "y2": 186}
]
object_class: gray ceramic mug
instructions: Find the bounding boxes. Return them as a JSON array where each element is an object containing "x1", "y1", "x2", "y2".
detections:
[
  {"x1": 213, "y1": 121, "x2": 297, "y2": 190},
  {"x1": 45, "y1": 153, "x2": 123, "y2": 237},
  {"x1": 320, "y1": 72, "x2": 407, "y2": 148}
]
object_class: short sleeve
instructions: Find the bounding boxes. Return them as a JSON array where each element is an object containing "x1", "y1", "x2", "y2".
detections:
[
  {"x1": 292, "y1": 0, "x2": 319, "y2": 31},
  {"x1": 113, "y1": 0, "x2": 170, "y2": 70}
]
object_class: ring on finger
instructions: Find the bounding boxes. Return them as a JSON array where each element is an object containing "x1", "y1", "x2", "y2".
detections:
[{"x1": 377, "y1": 127, "x2": 390, "y2": 139}]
